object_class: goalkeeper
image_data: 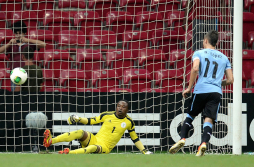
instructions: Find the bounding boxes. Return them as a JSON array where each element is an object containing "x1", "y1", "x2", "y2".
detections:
[{"x1": 43, "y1": 100, "x2": 153, "y2": 154}]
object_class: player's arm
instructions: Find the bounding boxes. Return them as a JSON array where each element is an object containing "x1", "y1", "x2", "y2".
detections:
[
  {"x1": 221, "y1": 69, "x2": 234, "y2": 86},
  {"x1": 188, "y1": 58, "x2": 200, "y2": 89},
  {"x1": 183, "y1": 57, "x2": 199, "y2": 98},
  {"x1": 221, "y1": 58, "x2": 233, "y2": 86},
  {"x1": 129, "y1": 130, "x2": 153, "y2": 154},
  {"x1": 21, "y1": 37, "x2": 46, "y2": 49},
  {"x1": 67, "y1": 112, "x2": 108, "y2": 125}
]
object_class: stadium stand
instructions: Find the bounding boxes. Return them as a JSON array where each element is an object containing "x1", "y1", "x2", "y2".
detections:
[
  {"x1": 92, "y1": 69, "x2": 119, "y2": 92},
  {"x1": 0, "y1": 0, "x2": 251, "y2": 93},
  {"x1": 155, "y1": 69, "x2": 183, "y2": 92},
  {"x1": 106, "y1": 49, "x2": 134, "y2": 77},
  {"x1": 73, "y1": 11, "x2": 102, "y2": 40},
  {"x1": 123, "y1": 69, "x2": 152, "y2": 92},
  {"x1": 119, "y1": 0, "x2": 149, "y2": 15},
  {"x1": 58, "y1": 0, "x2": 86, "y2": 17},
  {"x1": 0, "y1": 68, "x2": 11, "y2": 91},
  {"x1": 122, "y1": 30, "x2": 149, "y2": 58}
]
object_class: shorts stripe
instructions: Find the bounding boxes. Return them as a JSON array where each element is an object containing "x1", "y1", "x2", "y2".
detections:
[
  {"x1": 215, "y1": 103, "x2": 220, "y2": 122},
  {"x1": 190, "y1": 94, "x2": 197, "y2": 111}
]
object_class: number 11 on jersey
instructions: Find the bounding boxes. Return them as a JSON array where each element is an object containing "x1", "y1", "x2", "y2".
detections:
[{"x1": 204, "y1": 58, "x2": 218, "y2": 79}]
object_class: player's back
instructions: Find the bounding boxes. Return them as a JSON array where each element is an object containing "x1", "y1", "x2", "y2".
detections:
[{"x1": 193, "y1": 49, "x2": 231, "y2": 94}]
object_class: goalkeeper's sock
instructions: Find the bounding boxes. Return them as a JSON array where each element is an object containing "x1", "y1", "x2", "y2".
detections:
[
  {"x1": 69, "y1": 145, "x2": 98, "y2": 154},
  {"x1": 201, "y1": 122, "x2": 213, "y2": 143},
  {"x1": 180, "y1": 114, "x2": 194, "y2": 139},
  {"x1": 52, "y1": 129, "x2": 84, "y2": 144}
]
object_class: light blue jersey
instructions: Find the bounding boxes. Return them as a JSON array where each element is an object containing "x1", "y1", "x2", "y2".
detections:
[{"x1": 192, "y1": 49, "x2": 231, "y2": 94}]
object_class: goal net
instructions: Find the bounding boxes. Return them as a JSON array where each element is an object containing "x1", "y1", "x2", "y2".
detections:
[{"x1": 0, "y1": 0, "x2": 234, "y2": 154}]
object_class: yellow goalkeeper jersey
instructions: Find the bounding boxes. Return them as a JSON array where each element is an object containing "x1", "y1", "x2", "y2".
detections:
[{"x1": 87, "y1": 111, "x2": 139, "y2": 151}]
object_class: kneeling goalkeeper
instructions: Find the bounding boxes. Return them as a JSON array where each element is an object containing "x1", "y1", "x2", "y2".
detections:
[{"x1": 43, "y1": 100, "x2": 153, "y2": 154}]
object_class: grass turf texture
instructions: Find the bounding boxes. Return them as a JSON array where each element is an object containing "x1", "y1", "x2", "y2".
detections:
[{"x1": 0, "y1": 154, "x2": 253, "y2": 167}]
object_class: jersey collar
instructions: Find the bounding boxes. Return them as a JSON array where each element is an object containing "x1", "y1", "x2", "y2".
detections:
[{"x1": 114, "y1": 112, "x2": 126, "y2": 119}]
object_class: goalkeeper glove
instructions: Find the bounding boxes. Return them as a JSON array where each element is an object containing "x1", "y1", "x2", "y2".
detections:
[
  {"x1": 141, "y1": 149, "x2": 153, "y2": 154},
  {"x1": 67, "y1": 115, "x2": 81, "y2": 125}
]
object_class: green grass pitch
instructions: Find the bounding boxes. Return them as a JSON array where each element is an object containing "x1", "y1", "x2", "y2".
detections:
[{"x1": 0, "y1": 154, "x2": 253, "y2": 167}]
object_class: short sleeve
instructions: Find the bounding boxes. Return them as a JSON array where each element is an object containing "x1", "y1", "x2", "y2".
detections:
[
  {"x1": 225, "y1": 58, "x2": 231, "y2": 70},
  {"x1": 192, "y1": 51, "x2": 200, "y2": 62},
  {"x1": 126, "y1": 116, "x2": 135, "y2": 131}
]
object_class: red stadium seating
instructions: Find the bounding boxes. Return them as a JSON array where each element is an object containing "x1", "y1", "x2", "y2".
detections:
[
  {"x1": 73, "y1": 11, "x2": 102, "y2": 40},
  {"x1": 58, "y1": 0, "x2": 86, "y2": 17},
  {"x1": 155, "y1": 69, "x2": 183, "y2": 92},
  {"x1": 92, "y1": 69, "x2": 119, "y2": 92},
  {"x1": 88, "y1": 0, "x2": 118, "y2": 20},
  {"x1": 42, "y1": 11, "x2": 71, "y2": 41},
  {"x1": 181, "y1": 0, "x2": 187, "y2": 8},
  {"x1": 136, "y1": 12, "x2": 164, "y2": 38},
  {"x1": 59, "y1": 69, "x2": 88, "y2": 92},
  {"x1": 245, "y1": 0, "x2": 254, "y2": 14},
  {"x1": 151, "y1": 0, "x2": 180, "y2": 19},
  {"x1": 10, "y1": 11, "x2": 38, "y2": 31},
  {"x1": 123, "y1": 69, "x2": 152, "y2": 92},
  {"x1": 140, "y1": 88, "x2": 167, "y2": 92},
  {"x1": 242, "y1": 88, "x2": 254, "y2": 93},
  {"x1": 0, "y1": 0, "x2": 23, "y2": 19},
  {"x1": 106, "y1": 49, "x2": 134, "y2": 77},
  {"x1": 76, "y1": 49, "x2": 103, "y2": 79},
  {"x1": 0, "y1": 29, "x2": 14, "y2": 45},
  {"x1": 58, "y1": 30, "x2": 86, "y2": 49},
  {"x1": 251, "y1": 70, "x2": 254, "y2": 86},
  {"x1": 76, "y1": 88, "x2": 100, "y2": 92},
  {"x1": 242, "y1": 49, "x2": 254, "y2": 80},
  {"x1": 106, "y1": 11, "x2": 133, "y2": 40},
  {"x1": 0, "y1": 68, "x2": 11, "y2": 91},
  {"x1": 42, "y1": 88, "x2": 69, "y2": 92},
  {"x1": 167, "y1": 11, "x2": 185, "y2": 35},
  {"x1": 41, "y1": 69, "x2": 56, "y2": 92},
  {"x1": 171, "y1": 88, "x2": 183, "y2": 93},
  {"x1": 242, "y1": 71, "x2": 247, "y2": 88},
  {"x1": 248, "y1": 31, "x2": 254, "y2": 49},
  {"x1": 170, "y1": 49, "x2": 193, "y2": 72},
  {"x1": 243, "y1": 12, "x2": 254, "y2": 45},
  {"x1": 218, "y1": 31, "x2": 232, "y2": 50},
  {"x1": 108, "y1": 88, "x2": 133, "y2": 92},
  {"x1": 43, "y1": 49, "x2": 73, "y2": 78},
  {"x1": 0, "y1": 12, "x2": 7, "y2": 29},
  {"x1": 122, "y1": 31, "x2": 149, "y2": 58},
  {"x1": 0, "y1": 54, "x2": 9, "y2": 68},
  {"x1": 138, "y1": 49, "x2": 167, "y2": 74},
  {"x1": 152, "y1": 30, "x2": 179, "y2": 59},
  {"x1": 26, "y1": 0, "x2": 54, "y2": 20},
  {"x1": 28, "y1": 30, "x2": 55, "y2": 51},
  {"x1": 120, "y1": 0, "x2": 148, "y2": 16},
  {"x1": 89, "y1": 30, "x2": 117, "y2": 51}
]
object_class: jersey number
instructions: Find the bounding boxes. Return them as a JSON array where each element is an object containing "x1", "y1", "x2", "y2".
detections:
[
  {"x1": 204, "y1": 58, "x2": 218, "y2": 79},
  {"x1": 112, "y1": 127, "x2": 116, "y2": 133}
]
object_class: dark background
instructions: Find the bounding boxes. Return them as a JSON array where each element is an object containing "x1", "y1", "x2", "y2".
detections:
[{"x1": 0, "y1": 90, "x2": 253, "y2": 153}]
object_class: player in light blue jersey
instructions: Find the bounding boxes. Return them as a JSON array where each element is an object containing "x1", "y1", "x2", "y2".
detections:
[{"x1": 169, "y1": 30, "x2": 234, "y2": 156}]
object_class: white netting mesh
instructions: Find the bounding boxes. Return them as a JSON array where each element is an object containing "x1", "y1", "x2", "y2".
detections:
[{"x1": 0, "y1": 0, "x2": 236, "y2": 153}]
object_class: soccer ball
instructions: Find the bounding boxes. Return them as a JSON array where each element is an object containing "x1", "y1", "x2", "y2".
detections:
[{"x1": 10, "y1": 67, "x2": 28, "y2": 85}]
